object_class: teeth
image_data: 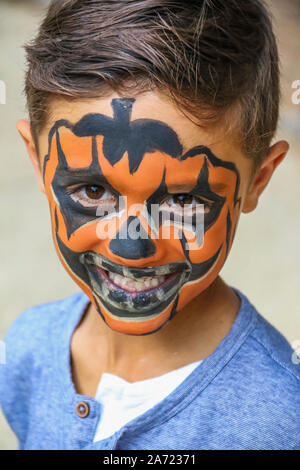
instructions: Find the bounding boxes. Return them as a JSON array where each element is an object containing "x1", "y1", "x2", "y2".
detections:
[
  {"x1": 156, "y1": 288, "x2": 165, "y2": 301},
  {"x1": 107, "y1": 271, "x2": 167, "y2": 292}
]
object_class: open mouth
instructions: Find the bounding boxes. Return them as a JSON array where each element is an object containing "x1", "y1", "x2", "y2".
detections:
[
  {"x1": 95, "y1": 265, "x2": 179, "y2": 293},
  {"x1": 81, "y1": 252, "x2": 189, "y2": 317}
]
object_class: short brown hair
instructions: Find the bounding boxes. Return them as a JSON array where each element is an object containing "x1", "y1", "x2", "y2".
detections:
[{"x1": 25, "y1": 0, "x2": 280, "y2": 171}]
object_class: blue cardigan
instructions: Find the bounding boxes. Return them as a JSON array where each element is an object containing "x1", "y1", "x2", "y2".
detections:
[{"x1": 0, "y1": 288, "x2": 299, "y2": 450}]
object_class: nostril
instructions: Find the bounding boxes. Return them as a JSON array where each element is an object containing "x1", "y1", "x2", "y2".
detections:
[{"x1": 109, "y1": 216, "x2": 156, "y2": 260}]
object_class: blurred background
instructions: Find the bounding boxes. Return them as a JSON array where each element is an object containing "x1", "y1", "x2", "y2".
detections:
[{"x1": 0, "y1": 0, "x2": 299, "y2": 450}]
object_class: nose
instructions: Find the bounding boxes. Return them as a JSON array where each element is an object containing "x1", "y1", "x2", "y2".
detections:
[{"x1": 109, "y1": 216, "x2": 156, "y2": 260}]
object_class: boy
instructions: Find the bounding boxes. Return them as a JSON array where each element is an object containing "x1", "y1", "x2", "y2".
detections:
[{"x1": 0, "y1": 0, "x2": 299, "y2": 450}]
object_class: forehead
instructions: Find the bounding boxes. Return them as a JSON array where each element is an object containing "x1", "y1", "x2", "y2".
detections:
[
  {"x1": 55, "y1": 130, "x2": 235, "y2": 189},
  {"x1": 39, "y1": 91, "x2": 251, "y2": 180}
]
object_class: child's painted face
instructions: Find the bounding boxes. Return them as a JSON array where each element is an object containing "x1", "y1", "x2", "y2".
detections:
[{"x1": 41, "y1": 93, "x2": 250, "y2": 335}]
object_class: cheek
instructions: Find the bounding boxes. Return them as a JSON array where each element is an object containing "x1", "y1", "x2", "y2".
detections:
[
  {"x1": 158, "y1": 201, "x2": 233, "y2": 265},
  {"x1": 57, "y1": 213, "x2": 100, "y2": 251},
  {"x1": 187, "y1": 206, "x2": 228, "y2": 264},
  {"x1": 177, "y1": 272, "x2": 218, "y2": 311},
  {"x1": 49, "y1": 211, "x2": 94, "y2": 301},
  {"x1": 175, "y1": 206, "x2": 240, "y2": 311},
  {"x1": 176, "y1": 238, "x2": 226, "y2": 313}
]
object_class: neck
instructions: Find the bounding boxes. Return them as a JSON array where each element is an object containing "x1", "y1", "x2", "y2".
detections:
[{"x1": 77, "y1": 276, "x2": 240, "y2": 380}]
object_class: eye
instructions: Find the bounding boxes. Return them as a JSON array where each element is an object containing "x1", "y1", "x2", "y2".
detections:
[
  {"x1": 85, "y1": 185, "x2": 105, "y2": 200},
  {"x1": 160, "y1": 194, "x2": 213, "y2": 215},
  {"x1": 66, "y1": 184, "x2": 118, "y2": 211}
]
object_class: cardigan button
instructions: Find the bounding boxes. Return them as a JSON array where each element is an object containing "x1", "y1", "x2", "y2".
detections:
[{"x1": 75, "y1": 401, "x2": 90, "y2": 418}]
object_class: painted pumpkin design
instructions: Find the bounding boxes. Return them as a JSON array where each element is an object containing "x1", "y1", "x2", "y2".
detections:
[{"x1": 43, "y1": 98, "x2": 241, "y2": 335}]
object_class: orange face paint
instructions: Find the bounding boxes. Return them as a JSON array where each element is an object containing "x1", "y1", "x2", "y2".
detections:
[{"x1": 43, "y1": 98, "x2": 241, "y2": 335}]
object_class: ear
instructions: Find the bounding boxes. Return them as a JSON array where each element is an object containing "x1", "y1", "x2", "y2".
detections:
[
  {"x1": 241, "y1": 140, "x2": 289, "y2": 213},
  {"x1": 16, "y1": 119, "x2": 45, "y2": 194}
]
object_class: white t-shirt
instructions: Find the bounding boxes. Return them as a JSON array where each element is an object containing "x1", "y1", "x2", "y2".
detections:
[{"x1": 93, "y1": 360, "x2": 202, "y2": 442}]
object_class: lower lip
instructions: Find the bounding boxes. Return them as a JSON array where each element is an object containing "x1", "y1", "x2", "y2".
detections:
[{"x1": 94, "y1": 265, "x2": 180, "y2": 294}]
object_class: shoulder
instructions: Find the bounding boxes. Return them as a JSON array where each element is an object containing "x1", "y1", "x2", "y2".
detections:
[
  {"x1": 228, "y1": 289, "x2": 300, "y2": 448},
  {"x1": 249, "y1": 310, "x2": 300, "y2": 383},
  {"x1": 0, "y1": 291, "x2": 88, "y2": 446},
  {"x1": 1, "y1": 291, "x2": 86, "y2": 361},
  {"x1": 233, "y1": 288, "x2": 300, "y2": 384}
]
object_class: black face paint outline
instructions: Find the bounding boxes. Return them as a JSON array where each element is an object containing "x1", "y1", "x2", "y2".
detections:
[{"x1": 44, "y1": 98, "x2": 242, "y2": 325}]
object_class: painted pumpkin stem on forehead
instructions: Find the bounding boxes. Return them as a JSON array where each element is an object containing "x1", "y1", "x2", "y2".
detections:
[{"x1": 43, "y1": 98, "x2": 183, "y2": 177}]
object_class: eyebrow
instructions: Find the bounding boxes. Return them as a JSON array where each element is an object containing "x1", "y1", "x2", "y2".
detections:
[
  {"x1": 209, "y1": 182, "x2": 228, "y2": 192},
  {"x1": 168, "y1": 182, "x2": 228, "y2": 193},
  {"x1": 53, "y1": 167, "x2": 117, "y2": 194}
]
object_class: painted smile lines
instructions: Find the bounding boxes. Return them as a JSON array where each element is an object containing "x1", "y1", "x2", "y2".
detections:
[{"x1": 81, "y1": 252, "x2": 188, "y2": 316}]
